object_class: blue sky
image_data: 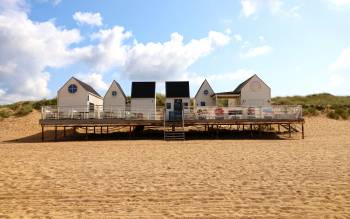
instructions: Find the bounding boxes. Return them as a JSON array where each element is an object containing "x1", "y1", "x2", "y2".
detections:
[{"x1": 0, "y1": 0, "x2": 349, "y2": 103}]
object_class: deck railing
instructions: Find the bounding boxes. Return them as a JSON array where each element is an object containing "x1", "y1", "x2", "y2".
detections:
[{"x1": 41, "y1": 105, "x2": 303, "y2": 121}]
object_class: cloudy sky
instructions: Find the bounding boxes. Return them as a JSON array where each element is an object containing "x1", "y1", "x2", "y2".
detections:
[{"x1": 0, "y1": 0, "x2": 349, "y2": 104}]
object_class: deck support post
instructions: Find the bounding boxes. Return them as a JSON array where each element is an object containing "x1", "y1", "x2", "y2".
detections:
[
  {"x1": 250, "y1": 124, "x2": 253, "y2": 137},
  {"x1": 129, "y1": 126, "x2": 132, "y2": 138},
  {"x1": 278, "y1": 124, "x2": 280, "y2": 133},
  {"x1": 302, "y1": 123, "x2": 304, "y2": 139},
  {"x1": 54, "y1": 126, "x2": 57, "y2": 141},
  {"x1": 41, "y1": 125, "x2": 44, "y2": 142},
  {"x1": 288, "y1": 124, "x2": 291, "y2": 138},
  {"x1": 107, "y1": 126, "x2": 109, "y2": 134},
  {"x1": 94, "y1": 126, "x2": 95, "y2": 134},
  {"x1": 242, "y1": 125, "x2": 245, "y2": 132},
  {"x1": 100, "y1": 126, "x2": 103, "y2": 134},
  {"x1": 63, "y1": 126, "x2": 66, "y2": 137},
  {"x1": 85, "y1": 126, "x2": 88, "y2": 140}
]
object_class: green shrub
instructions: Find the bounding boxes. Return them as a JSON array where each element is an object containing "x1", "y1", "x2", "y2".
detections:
[
  {"x1": 15, "y1": 104, "x2": 33, "y2": 116},
  {"x1": 0, "y1": 109, "x2": 11, "y2": 119},
  {"x1": 303, "y1": 107, "x2": 319, "y2": 116},
  {"x1": 327, "y1": 111, "x2": 340, "y2": 120},
  {"x1": 32, "y1": 98, "x2": 57, "y2": 110},
  {"x1": 334, "y1": 108, "x2": 349, "y2": 120}
]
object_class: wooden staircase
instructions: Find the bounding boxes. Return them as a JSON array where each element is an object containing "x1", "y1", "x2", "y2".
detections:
[{"x1": 164, "y1": 111, "x2": 185, "y2": 141}]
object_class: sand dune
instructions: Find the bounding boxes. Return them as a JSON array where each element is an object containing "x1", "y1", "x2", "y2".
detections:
[{"x1": 0, "y1": 112, "x2": 349, "y2": 218}]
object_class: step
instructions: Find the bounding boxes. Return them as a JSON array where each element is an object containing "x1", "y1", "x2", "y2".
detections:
[{"x1": 164, "y1": 131, "x2": 185, "y2": 140}]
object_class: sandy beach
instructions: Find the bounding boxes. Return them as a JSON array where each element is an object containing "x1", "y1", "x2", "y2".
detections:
[{"x1": 0, "y1": 111, "x2": 349, "y2": 218}]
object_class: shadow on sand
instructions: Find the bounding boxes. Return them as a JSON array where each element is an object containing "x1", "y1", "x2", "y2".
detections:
[{"x1": 4, "y1": 127, "x2": 292, "y2": 143}]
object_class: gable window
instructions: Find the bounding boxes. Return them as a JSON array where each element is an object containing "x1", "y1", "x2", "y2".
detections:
[
  {"x1": 203, "y1": 90, "x2": 209, "y2": 95},
  {"x1": 166, "y1": 103, "x2": 171, "y2": 109},
  {"x1": 68, "y1": 84, "x2": 77, "y2": 94},
  {"x1": 200, "y1": 101, "x2": 206, "y2": 106},
  {"x1": 112, "y1": 91, "x2": 117, "y2": 96}
]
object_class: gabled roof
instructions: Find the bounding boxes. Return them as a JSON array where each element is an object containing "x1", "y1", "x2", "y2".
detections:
[
  {"x1": 58, "y1": 77, "x2": 101, "y2": 97},
  {"x1": 194, "y1": 79, "x2": 215, "y2": 98},
  {"x1": 131, "y1": 82, "x2": 156, "y2": 98},
  {"x1": 165, "y1": 81, "x2": 190, "y2": 98},
  {"x1": 232, "y1": 75, "x2": 256, "y2": 94},
  {"x1": 73, "y1": 77, "x2": 101, "y2": 97},
  {"x1": 104, "y1": 80, "x2": 127, "y2": 100}
]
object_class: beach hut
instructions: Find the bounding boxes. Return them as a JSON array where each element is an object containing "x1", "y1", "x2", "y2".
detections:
[
  {"x1": 103, "y1": 80, "x2": 127, "y2": 118},
  {"x1": 57, "y1": 77, "x2": 103, "y2": 118},
  {"x1": 212, "y1": 74, "x2": 271, "y2": 107},
  {"x1": 194, "y1": 79, "x2": 216, "y2": 108},
  {"x1": 130, "y1": 82, "x2": 156, "y2": 119},
  {"x1": 165, "y1": 81, "x2": 190, "y2": 121}
]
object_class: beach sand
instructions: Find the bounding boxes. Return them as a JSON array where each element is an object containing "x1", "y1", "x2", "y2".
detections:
[{"x1": 0, "y1": 111, "x2": 349, "y2": 218}]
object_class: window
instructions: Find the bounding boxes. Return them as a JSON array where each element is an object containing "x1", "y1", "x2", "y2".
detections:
[
  {"x1": 183, "y1": 102, "x2": 188, "y2": 107},
  {"x1": 166, "y1": 103, "x2": 171, "y2": 109},
  {"x1": 68, "y1": 84, "x2": 77, "y2": 94},
  {"x1": 200, "y1": 101, "x2": 206, "y2": 106},
  {"x1": 112, "y1": 91, "x2": 117, "y2": 96},
  {"x1": 203, "y1": 89, "x2": 209, "y2": 95}
]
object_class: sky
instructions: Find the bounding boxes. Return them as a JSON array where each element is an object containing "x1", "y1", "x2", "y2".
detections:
[{"x1": 0, "y1": 0, "x2": 350, "y2": 104}]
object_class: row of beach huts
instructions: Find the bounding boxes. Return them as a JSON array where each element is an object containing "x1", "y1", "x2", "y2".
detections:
[{"x1": 55, "y1": 74, "x2": 272, "y2": 120}]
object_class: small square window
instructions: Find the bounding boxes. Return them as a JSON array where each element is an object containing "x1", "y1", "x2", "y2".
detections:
[
  {"x1": 200, "y1": 101, "x2": 206, "y2": 106},
  {"x1": 166, "y1": 103, "x2": 171, "y2": 109},
  {"x1": 203, "y1": 90, "x2": 209, "y2": 95},
  {"x1": 112, "y1": 91, "x2": 117, "y2": 96},
  {"x1": 183, "y1": 102, "x2": 188, "y2": 107}
]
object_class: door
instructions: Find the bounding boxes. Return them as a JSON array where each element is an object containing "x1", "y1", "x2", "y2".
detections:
[{"x1": 173, "y1": 99, "x2": 183, "y2": 121}]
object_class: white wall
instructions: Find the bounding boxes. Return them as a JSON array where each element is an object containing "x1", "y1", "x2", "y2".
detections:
[
  {"x1": 195, "y1": 80, "x2": 216, "y2": 107},
  {"x1": 240, "y1": 75, "x2": 271, "y2": 106},
  {"x1": 58, "y1": 78, "x2": 89, "y2": 111},
  {"x1": 130, "y1": 98, "x2": 156, "y2": 119},
  {"x1": 57, "y1": 78, "x2": 103, "y2": 116},
  {"x1": 165, "y1": 97, "x2": 190, "y2": 120},
  {"x1": 103, "y1": 81, "x2": 126, "y2": 112}
]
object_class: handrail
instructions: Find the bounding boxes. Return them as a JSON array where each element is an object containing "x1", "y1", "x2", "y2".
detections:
[{"x1": 41, "y1": 105, "x2": 303, "y2": 121}]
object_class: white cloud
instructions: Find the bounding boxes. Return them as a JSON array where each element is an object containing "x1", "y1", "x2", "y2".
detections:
[
  {"x1": 233, "y1": 34, "x2": 243, "y2": 42},
  {"x1": 327, "y1": 0, "x2": 350, "y2": 7},
  {"x1": 76, "y1": 72, "x2": 109, "y2": 92},
  {"x1": 73, "y1": 26, "x2": 132, "y2": 72},
  {"x1": 330, "y1": 47, "x2": 350, "y2": 71},
  {"x1": 73, "y1": 11, "x2": 103, "y2": 26},
  {"x1": 122, "y1": 31, "x2": 230, "y2": 80},
  {"x1": 241, "y1": 0, "x2": 258, "y2": 17},
  {"x1": 0, "y1": 4, "x2": 82, "y2": 104},
  {"x1": 328, "y1": 74, "x2": 344, "y2": 88},
  {"x1": 0, "y1": 0, "x2": 232, "y2": 104},
  {"x1": 240, "y1": 0, "x2": 302, "y2": 18},
  {"x1": 241, "y1": 45, "x2": 272, "y2": 58}
]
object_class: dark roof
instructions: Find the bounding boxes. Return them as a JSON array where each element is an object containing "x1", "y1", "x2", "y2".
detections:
[
  {"x1": 72, "y1": 77, "x2": 101, "y2": 97},
  {"x1": 165, "y1": 81, "x2": 190, "y2": 98},
  {"x1": 131, "y1": 82, "x2": 156, "y2": 98},
  {"x1": 232, "y1": 75, "x2": 255, "y2": 94}
]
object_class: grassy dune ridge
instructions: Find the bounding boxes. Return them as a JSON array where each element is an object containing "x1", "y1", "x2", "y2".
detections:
[{"x1": 1, "y1": 93, "x2": 349, "y2": 120}]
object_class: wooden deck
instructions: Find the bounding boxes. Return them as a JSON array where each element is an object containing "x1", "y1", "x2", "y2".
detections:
[{"x1": 39, "y1": 118, "x2": 305, "y2": 141}]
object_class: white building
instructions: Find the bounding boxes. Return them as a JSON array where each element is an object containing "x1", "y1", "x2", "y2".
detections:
[
  {"x1": 165, "y1": 81, "x2": 190, "y2": 121},
  {"x1": 130, "y1": 82, "x2": 156, "y2": 119},
  {"x1": 57, "y1": 77, "x2": 103, "y2": 117},
  {"x1": 103, "y1": 80, "x2": 127, "y2": 118},
  {"x1": 194, "y1": 79, "x2": 216, "y2": 108},
  {"x1": 212, "y1": 74, "x2": 271, "y2": 107}
]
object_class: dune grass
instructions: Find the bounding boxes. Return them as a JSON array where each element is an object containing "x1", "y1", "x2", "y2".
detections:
[
  {"x1": 272, "y1": 93, "x2": 350, "y2": 119},
  {"x1": 0, "y1": 93, "x2": 349, "y2": 120}
]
